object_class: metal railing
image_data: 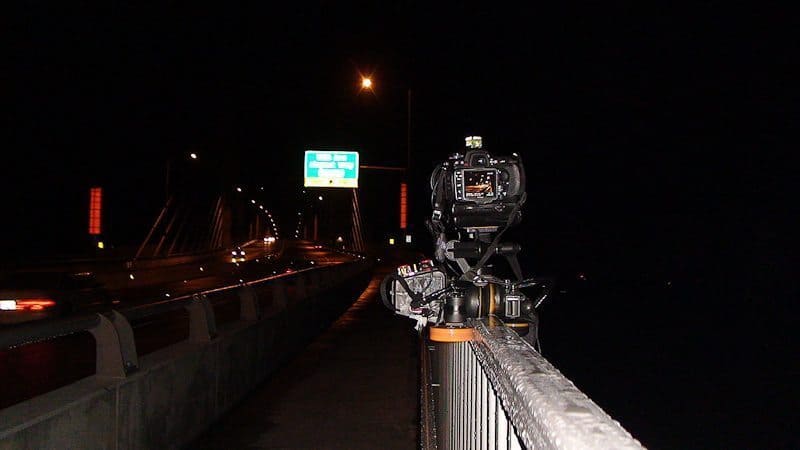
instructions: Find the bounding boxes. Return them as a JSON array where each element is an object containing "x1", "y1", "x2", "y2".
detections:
[{"x1": 422, "y1": 317, "x2": 646, "y2": 450}]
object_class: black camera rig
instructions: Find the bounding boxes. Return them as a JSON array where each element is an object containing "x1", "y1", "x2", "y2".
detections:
[
  {"x1": 430, "y1": 148, "x2": 526, "y2": 231},
  {"x1": 381, "y1": 139, "x2": 553, "y2": 344}
]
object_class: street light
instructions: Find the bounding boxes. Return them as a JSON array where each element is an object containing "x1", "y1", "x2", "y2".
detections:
[
  {"x1": 357, "y1": 74, "x2": 412, "y2": 235},
  {"x1": 358, "y1": 76, "x2": 411, "y2": 170}
]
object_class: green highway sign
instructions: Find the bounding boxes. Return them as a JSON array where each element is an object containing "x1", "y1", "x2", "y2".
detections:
[{"x1": 304, "y1": 150, "x2": 360, "y2": 188}]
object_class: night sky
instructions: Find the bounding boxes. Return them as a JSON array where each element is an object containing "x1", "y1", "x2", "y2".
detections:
[{"x1": 3, "y1": 3, "x2": 798, "y2": 448}]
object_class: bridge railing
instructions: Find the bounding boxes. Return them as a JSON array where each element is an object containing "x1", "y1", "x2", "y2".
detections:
[
  {"x1": 0, "y1": 258, "x2": 370, "y2": 386},
  {"x1": 421, "y1": 317, "x2": 646, "y2": 450},
  {"x1": 0, "y1": 258, "x2": 373, "y2": 449}
]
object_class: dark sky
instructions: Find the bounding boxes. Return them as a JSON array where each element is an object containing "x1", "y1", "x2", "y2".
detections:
[
  {"x1": 3, "y1": 2, "x2": 799, "y2": 447},
  {"x1": 2, "y1": 7, "x2": 796, "y2": 283},
  {"x1": 4, "y1": 3, "x2": 796, "y2": 285}
]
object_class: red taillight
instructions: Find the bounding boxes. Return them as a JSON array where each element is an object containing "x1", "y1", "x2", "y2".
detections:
[{"x1": 15, "y1": 299, "x2": 56, "y2": 311}]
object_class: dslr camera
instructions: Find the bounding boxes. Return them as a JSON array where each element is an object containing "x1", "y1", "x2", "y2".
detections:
[
  {"x1": 381, "y1": 137, "x2": 551, "y2": 342},
  {"x1": 429, "y1": 147, "x2": 526, "y2": 231}
]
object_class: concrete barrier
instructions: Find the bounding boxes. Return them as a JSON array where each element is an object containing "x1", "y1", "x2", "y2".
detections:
[{"x1": 0, "y1": 261, "x2": 373, "y2": 450}]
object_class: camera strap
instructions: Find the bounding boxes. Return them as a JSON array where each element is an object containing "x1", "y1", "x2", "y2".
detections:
[
  {"x1": 460, "y1": 192, "x2": 527, "y2": 282},
  {"x1": 430, "y1": 165, "x2": 448, "y2": 225}
]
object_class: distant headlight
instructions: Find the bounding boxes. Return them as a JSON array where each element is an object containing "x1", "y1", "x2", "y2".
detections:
[
  {"x1": 0, "y1": 299, "x2": 56, "y2": 311},
  {"x1": 0, "y1": 300, "x2": 16, "y2": 311}
]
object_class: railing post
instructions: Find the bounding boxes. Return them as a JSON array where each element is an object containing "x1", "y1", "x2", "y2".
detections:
[
  {"x1": 239, "y1": 284, "x2": 261, "y2": 321},
  {"x1": 488, "y1": 371, "x2": 496, "y2": 449},
  {"x1": 294, "y1": 273, "x2": 307, "y2": 299},
  {"x1": 420, "y1": 340, "x2": 438, "y2": 450},
  {"x1": 268, "y1": 280, "x2": 287, "y2": 317},
  {"x1": 185, "y1": 293, "x2": 217, "y2": 343},
  {"x1": 310, "y1": 270, "x2": 323, "y2": 294},
  {"x1": 306, "y1": 271, "x2": 316, "y2": 295},
  {"x1": 320, "y1": 269, "x2": 333, "y2": 289},
  {"x1": 89, "y1": 312, "x2": 138, "y2": 378}
]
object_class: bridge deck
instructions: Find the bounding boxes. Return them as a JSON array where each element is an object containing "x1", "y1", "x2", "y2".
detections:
[{"x1": 189, "y1": 265, "x2": 420, "y2": 449}]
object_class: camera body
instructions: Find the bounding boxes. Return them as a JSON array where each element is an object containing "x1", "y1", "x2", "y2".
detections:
[
  {"x1": 381, "y1": 139, "x2": 549, "y2": 342},
  {"x1": 430, "y1": 149, "x2": 526, "y2": 231}
]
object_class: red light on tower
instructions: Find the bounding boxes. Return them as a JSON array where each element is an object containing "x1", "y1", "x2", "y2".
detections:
[
  {"x1": 399, "y1": 182, "x2": 408, "y2": 230},
  {"x1": 88, "y1": 187, "x2": 102, "y2": 235}
]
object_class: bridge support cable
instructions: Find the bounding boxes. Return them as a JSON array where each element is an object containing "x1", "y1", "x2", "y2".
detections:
[
  {"x1": 213, "y1": 199, "x2": 225, "y2": 249},
  {"x1": 209, "y1": 196, "x2": 225, "y2": 251},
  {"x1": 198, "y1": 196, "x2": 218, "y2": 253},
  {"x1": 134, "y1": 196, "x2": 174, "y2": 263},
  {"x1": 207, "y1": 195, "x2": 225, "y2": 251},
  {"x1": 172, "y1": 203, "x2": 195, "y2": 255},
  {"x1": 349, "y1": 197, "x2": 357, "y2": 250},
  {"x1": 155, "y1": 201, "x2": 184, "y2": 257},
  {"x1": 350, "y1": 189, "x2": 366, "y2": 252},
  {"x1": 356, "y1": 191, "x2": 366, "y2": 251},
  {"x1": 356, "y1": 192, "x2": 364, "y2": 251}
]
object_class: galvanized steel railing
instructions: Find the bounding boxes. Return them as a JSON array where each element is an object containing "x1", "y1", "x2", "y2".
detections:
[{"x1": 422, "y1": 317, "x2": 646, "y2": 450}]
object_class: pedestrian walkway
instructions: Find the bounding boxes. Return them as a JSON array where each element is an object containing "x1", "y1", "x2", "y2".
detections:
[{"x1": 189, "y1": 266, "x2": 419, "y2": 449}]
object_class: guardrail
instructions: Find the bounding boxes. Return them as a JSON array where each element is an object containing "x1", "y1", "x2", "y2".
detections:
[
  {"x1": 421, "y1": 317, "x2": 645, "y2": 450},
  {"x1": 0, "y1": 258, "x2": 373, "y2": 449}
]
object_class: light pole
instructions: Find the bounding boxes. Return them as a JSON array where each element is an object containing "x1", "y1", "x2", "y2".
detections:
[
  {"x1": 406, "y1": 87, "x2": 411, "y2": 172},
  {"x1": 360, "y1": 75, "x2": 412, "y2": 241},
  {"x1": 360, "y1": 76, "x2": 411, "y2": 171}
]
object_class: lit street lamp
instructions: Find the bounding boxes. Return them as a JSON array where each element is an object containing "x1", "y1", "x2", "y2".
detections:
[
  {"x1": 359, "y1": 76, "x2": 412, "y2": 171},
  {"x1": 358, "y1": 74, "x2": 412, "y2": 236}
]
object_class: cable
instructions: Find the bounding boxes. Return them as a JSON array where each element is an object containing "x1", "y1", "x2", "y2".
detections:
[
  {"x1": 459, "y1": 192, "x2": 527, "y2": 282},
  {"x1": 422, "y1": 285, "x2": 455, "y2": 303},
  {"x1": 380, "y1": 272, "x2": 435, "y2": 312}
]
